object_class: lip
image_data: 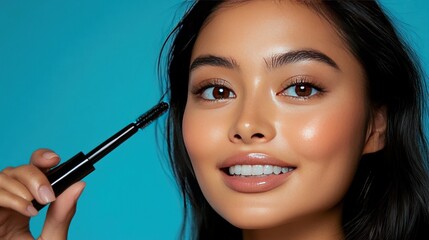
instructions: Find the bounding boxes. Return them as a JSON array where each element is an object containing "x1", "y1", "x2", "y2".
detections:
[{"x1": 220, "y1": 153, "x2": 295, "y2": 193}]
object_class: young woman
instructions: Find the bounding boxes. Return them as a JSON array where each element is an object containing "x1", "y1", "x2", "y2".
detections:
[
  {"x1": 0, "y1": 1, "x2": 428, "y2": 240},
  {"x1": 162, "y1": 1, "x2": 429, "y2": 239}
]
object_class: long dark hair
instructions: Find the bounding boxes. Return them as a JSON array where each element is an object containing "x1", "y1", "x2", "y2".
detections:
[{"x1": 159, "y1": 1, "x2": 429, "y2": 239}]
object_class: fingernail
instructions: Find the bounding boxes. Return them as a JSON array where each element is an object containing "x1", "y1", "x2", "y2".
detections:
[
  {"x1": 38, "y1": 185, "x2": 56, "y2": 203},
  {"x1": 27, "y1": 204, "x2": 38, "y2": 216},
  {"x1": 42, "y1": 152, "x2": 59, "y2": 160}
]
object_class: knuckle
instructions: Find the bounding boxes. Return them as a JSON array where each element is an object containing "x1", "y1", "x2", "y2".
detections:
[
  {"x1": 9, "y1": 165, "x2": 46, "y2": 186},
  {"x1": 10, "y1": 197, "x2": 27, "y2": 211},
  {"x1": 0, "y1": 172, "x2": 8, "y2": 182},
  {"x1": 1, "y1": 166, "x2": 14, "y2": 175},
  {"x1": 22, "y1": 164, "x2": 41, "y2": 176}
]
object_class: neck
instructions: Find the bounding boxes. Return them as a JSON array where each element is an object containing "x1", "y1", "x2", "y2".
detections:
[{"x1": 242, "y1": 208, "x2": 344, "y2": 240}]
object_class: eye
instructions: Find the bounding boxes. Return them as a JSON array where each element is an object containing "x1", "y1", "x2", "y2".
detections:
[
  {"x1": 190, "y1": 79, "x2": 236, "y2": 102},
  {"x1": 200, "y1": 85, "x2": 236, "y2": 100},
  {"x1": 284, "y1": 83, "x2": 319, "y2": 97},
  {"x1": 279, "y1": 77, "x2": 324, "y2": 99}
]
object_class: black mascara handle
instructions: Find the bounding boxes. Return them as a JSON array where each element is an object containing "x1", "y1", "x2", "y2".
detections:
[
  {"x1": 31, "y1": 152, "x2": 95, "y2": 210},
  {"x1": 30, "y1": 102, "x2": 168, "y2": 211}
]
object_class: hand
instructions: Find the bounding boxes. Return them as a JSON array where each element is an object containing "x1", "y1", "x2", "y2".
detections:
[{"x1": 0, "y1": 149, "x2": 85, "y2": 240}]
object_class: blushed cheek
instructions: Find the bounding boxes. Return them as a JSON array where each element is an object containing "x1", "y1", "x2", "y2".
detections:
[
  {"x1": 182, "y1": 108, "x2": 223, "y2": 165},
  {"x1": 290, "y1": 106, "x2": 368, "y2": 164},
  {"x1": 301, "y1": 123, "x2": 316, "y2": 141},
  {"x1": 182, "y1": 110, "x2": 200, "y2": 160},
  {"x1": 182, "y1": 107, "x2": 226, "y2": 197}
]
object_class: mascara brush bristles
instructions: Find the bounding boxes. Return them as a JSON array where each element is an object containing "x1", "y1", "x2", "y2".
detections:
[{"x1": 135, "y1": 102, "x2": 169, "y2": 129}]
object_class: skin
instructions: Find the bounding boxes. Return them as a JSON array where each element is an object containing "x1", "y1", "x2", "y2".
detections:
[
  {"x1": 0, "y1": 149, "x2": 85, "y2": 240},
  {"x1": 183, "y1": 1, "x2": 386, "y2": 240}
]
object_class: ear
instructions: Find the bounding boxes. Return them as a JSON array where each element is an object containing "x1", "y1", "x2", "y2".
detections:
[{"x1": 363, "y1": 106, "x2": 387, "y2": 154}]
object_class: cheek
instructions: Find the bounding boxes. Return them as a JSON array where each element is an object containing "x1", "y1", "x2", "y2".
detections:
[
  {"x1": 182, "y1": 109, "x2": 203, "y2": 160},
  {"x1": 291, "y1": 110, "x2": 367, "y2": 160},
  {"x1": 275, "y1": 72, "x2": 370, "y2": 164},
  {"x1": 182, "y1": 104, "x2": 231, "y2": 199},
  {"x1": 282, "y1": 97, "x2": 370, "y2": 199},
  {"x1": 182, "y1": 105, "x2": 224, "y2": 170}
]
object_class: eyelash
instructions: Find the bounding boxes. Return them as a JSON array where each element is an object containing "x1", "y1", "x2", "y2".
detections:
[
  {"x1": 277, "y1": 76, "x2": 325, "y2": 99},
  {"x1": 191, "y1": 78, "x2": 236, "y2": 102}
]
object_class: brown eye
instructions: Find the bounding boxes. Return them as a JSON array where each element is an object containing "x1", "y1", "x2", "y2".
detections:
[
  {"x1": 295, "y1": 84, "x2": 313, "y2": 97},
  {"x1": 280, "y1": 82, "x2": 321, "y2": 98},
  {"x1": 201, "y1": 86, "x2": 235, "y2": 100}
]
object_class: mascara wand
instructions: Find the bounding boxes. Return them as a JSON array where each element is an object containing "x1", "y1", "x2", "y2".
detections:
[{"x1": 32, "y1": 102, "x2": 169, "y2": 210}]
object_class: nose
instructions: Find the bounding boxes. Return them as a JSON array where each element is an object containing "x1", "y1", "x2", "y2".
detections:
[{"x1": 228, "y1": 101, "x2": 276, "y2": 144}]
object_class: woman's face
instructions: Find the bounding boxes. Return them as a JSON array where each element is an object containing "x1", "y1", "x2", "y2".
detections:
[{"x1": 183, "y1": 0, "x2": 375, "y2": 235}]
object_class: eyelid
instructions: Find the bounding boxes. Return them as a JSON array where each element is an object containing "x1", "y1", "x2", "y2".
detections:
[
  {"x1": 190, "y1": 78, "x2": 232, "y2": 95},
  {"x1": 279, "y1": 75, "x2": 312, "y2": 89}
]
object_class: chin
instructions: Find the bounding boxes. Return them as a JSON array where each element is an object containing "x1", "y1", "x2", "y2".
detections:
[{"x1": 218, "y1": 207, "x2": 293, "y2": 230}]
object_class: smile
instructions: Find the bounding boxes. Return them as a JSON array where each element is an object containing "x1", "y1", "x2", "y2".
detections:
[
  {"x1": 219, "y1": 152, "x2": 296, "y2": 193},
  {"x1": 228, "y1": 164, "x2": 295, "y2": 176}
]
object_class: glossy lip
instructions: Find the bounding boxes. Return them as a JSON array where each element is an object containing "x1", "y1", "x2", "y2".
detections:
[{"x1": 219, "y1": 152, "x2": 296, "y2": 193}]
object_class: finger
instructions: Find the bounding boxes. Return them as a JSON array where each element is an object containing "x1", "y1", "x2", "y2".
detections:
[
  {"x1": 0, "y1": 171, "x2": 33, "y2": 201},
  {"x1": 5, "y1": 165, "x2": 56, "y2": 205},
  {"x1": 30, "y1": 149, "x2": 61, "y2": 171},
  {"x1": 40, "y1": 182, "x2": 85, "y2": 240},
  {"x1": 0, "y1": 188, "x2": 38, "y2": 217}
]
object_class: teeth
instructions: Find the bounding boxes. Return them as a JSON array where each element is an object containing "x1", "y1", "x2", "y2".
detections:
[
  {"x1": 241, "y1": 165, "x2": 252, "y2": 176},
  {"x1": 263, "y1": 165, "x2": 273, "y2": 175},
  {"x1": 228, "y1": 165, "x2": 294, "y2": 176},
  {"x1": 252, "y1": 165, "x2": 263, "y2": 176}
]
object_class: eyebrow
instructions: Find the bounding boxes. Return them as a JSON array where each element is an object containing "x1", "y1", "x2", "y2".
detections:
[
  {"x1": 189, "y1": 55, "x2": 239, "y2": 71},
  {"x1": 265, "y1": 49, "x2": 340, "y2": 70},
  {"x1": 189, "y1": 49, "x2": 339, "y2": 72}
]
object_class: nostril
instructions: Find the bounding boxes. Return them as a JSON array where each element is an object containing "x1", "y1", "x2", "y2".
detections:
[
  {"x1": 234, "y1": 134, "x2": 242, "y2": 140},
  {"x1": 252, "y1": 133, "x2": 264, "y2": 139}
]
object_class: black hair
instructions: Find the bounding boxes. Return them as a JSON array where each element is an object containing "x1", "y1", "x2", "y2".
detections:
[{"x1": 159, "y1": 1, "x2": 429, "y2": 239}]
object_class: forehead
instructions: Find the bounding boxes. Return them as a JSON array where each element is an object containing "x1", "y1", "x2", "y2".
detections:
[
  {"x1": 191, "y1": 0, "x2": 362, "y2": 77},
  {"x1": 192, "y1": 1, "x2": 347, "y2": 58}
]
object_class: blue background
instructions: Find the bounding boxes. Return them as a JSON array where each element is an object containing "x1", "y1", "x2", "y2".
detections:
[{"x1": 0, "y1": 1, "x2": 427, "y2": 239}]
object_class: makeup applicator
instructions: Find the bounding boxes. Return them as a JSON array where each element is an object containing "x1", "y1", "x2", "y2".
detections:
[{"x1": 31, "y1": 102, "x2": 169, "y2": 210}]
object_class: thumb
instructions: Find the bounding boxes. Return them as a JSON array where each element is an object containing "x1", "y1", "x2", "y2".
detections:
[{"x1": 39, "y1": 182, "x2": 85, "y2": 240}]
